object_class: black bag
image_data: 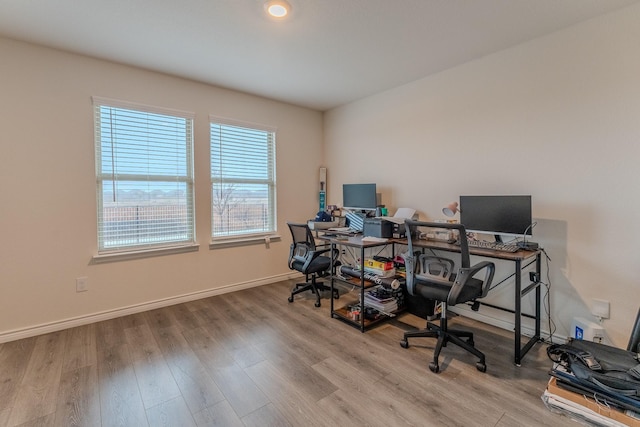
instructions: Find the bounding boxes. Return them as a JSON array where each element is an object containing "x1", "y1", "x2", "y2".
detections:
[{"x1": 547, "y1": 339, "x2": 640, "y2": 411}]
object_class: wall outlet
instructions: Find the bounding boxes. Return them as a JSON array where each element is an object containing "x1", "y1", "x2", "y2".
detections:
[
  {"x1": 76, "y1": 276, "x2": 88, "y2": 292},
  {"x1": 571, "y1": 317, "x2": 605, "y2": 341}
]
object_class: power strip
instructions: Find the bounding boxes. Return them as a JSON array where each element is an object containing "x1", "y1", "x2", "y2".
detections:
[{"x1": 517, "y1": 241, "x2": 539, "y2": 250}]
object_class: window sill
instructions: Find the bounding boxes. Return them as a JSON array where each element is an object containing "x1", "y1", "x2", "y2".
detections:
[
  {"x1": 91, "y1": 243, "x2": 200, "y2": 264},
  {"x1": 210, "y1": 234, "x2": 281, "y2": 250}
]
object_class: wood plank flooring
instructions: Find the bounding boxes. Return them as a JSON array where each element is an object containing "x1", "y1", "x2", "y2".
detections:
[{"x1": 0, "y1": 280, "x2": 576, "y2": 426}]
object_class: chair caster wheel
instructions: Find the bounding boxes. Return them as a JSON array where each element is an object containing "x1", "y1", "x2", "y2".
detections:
[
  {"x1": 288, "y1": 296, "x2": 293, "y2": 303},
  {"x1": 429, "y1": 362, "x2": 440, "y2": 373},
  {"x1": 476, "y1": 362, "x2": 487, "y2": 372},
  {"x1": 334, "y1": 293, "x2": 340, "y2": 299},
  {"x1": 399, "y1": 340, "x2": 409, "y2": 349},
  {"x1": 314, "y1": 301, "x2": 321, "y2": 308}
]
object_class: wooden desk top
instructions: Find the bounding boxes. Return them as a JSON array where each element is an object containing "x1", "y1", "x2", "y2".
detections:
[
  {"x1": 318, "y1": 234, "x2": 540, "y2": 260},
  {"x1": 392, "y1": 238, "x2": 540, "y2": 261}
]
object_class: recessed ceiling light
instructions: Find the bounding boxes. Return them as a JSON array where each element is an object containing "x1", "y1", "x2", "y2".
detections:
[{"x1": 264, "y1": 0, "x2": 291, "y2": 19}]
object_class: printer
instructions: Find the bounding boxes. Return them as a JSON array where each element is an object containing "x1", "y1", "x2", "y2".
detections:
[{"x1": 363, "y1": 218, "x2": 393, "y2": 238}]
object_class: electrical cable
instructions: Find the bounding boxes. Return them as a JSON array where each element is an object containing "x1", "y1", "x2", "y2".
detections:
[
  {"x1": 517, "y1": 221, "x2": 537, "y2": 249},
  {"x1": 540, "y1": 248, "x2": 557, "y2": 344}
]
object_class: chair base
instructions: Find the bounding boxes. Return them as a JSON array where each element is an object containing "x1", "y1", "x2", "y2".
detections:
[
  {"x1": 400, "y1": 320, "x2": 486, "y2": 373},
  {"x1": 287, "y1": 276, "x2": 339, "y2": 307}
]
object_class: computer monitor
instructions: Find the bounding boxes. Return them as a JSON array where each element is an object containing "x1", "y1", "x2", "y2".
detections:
[
  {"x1": 459, "y1": 195, "x2": 532, "y2": 241},
  {"x1": 342, "y1": 183, "x2": 377, "y2": 211}
]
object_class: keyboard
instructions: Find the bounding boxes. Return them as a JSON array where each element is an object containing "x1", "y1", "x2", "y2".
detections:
[
  {"x1": 327, "y1": 227, "x2": 360, "y2": 235},
  {"x1": 463, "y1": 240, "x2": 519, "y2": 253}
]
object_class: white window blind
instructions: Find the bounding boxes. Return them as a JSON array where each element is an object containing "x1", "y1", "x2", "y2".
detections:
[
  {"x1": 210, "y1": 119, "x2": 276, "y2": 239},
  {"x1": 94, "y1": 98, "x2": 195, "y2": 252}
]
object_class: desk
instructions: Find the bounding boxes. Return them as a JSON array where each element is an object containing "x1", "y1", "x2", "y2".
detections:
[
  {"x1": 318, "y1": 235, "x2": 397, "y2": 332},
  {"x1": 396, "y1": 238, "x2": 542, "y2": 365}
]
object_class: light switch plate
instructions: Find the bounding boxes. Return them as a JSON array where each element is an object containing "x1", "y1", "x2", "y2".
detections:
[{"x1": 591, "y1": 298, "x2": 610, "y2": 319}]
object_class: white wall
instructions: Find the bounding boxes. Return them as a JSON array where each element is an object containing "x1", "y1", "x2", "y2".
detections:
[
  {"x1": 3, "y1": 5, "x2": 640, "y2": 347},
  {"x1": 324, "y1": 4, "x2": 640, "y2": 347},
  {"x1": 0, "y1": 38, "x2": 323, "y2": 341}
]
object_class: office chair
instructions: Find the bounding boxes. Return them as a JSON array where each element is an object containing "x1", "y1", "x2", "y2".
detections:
[
  {"x1": 286, "y1": 222, "x2": 340, "y2": 307},
  {"x1": 400, "y1": 220, "x2": 495, "y2": 373}
]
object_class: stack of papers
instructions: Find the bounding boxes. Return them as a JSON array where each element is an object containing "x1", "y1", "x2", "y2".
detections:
[
  {"x1": 361, "y1": 236, "x2": 388, "y2": 242},
  {"x1": 364, "y1": 287, "x2": 398, "y2": 314}
]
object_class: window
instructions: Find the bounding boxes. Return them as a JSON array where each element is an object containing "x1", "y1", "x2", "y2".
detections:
[
  {"x1": 93, "y1": 97, "x2": 195, "y2": 253},
  {"x1": 210, "y1": 118, "x2": 276, "y2": 240}
]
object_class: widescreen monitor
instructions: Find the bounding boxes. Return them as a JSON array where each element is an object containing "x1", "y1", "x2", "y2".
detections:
[
  {"x1": 459, "y1": 195, "x2": 532, "y2": 240},
  {"x1": 342, "y1": 183, "x2": 377, "y2": 211}
]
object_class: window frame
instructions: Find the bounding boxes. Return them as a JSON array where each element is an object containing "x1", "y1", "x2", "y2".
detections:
[
  {"x1": 92, "y1": 96, "x2": 197, "y2": 259},
  {"x1": 209, "y1": 116, "x2": 278, "y2": 246}
]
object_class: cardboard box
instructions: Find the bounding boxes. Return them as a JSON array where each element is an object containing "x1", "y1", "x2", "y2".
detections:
[
  {"x1": 546, "y1": 377, "x2": 640, "y2": 426},
  {"x1": 364, "y1": 258, "x2": 394, "y2": 271}
]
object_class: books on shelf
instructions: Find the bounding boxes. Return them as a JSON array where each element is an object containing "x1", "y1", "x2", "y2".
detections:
[
  {"x1": 364, "y1": 258, "x2": 394, "y2": 271},
  {"x1": 363, "y1": 266, "x2": 396, "y2": 278},
  {"x1": 363, "y1": 258, "x2": 395, "y2": 277},
  {"x1": 364, "y1": 287, "x2": 398, "y2": 313}
]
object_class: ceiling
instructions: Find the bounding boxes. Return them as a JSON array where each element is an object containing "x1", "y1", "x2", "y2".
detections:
[{"x1": 1, "y1": 0, "x2": 638, "y2": 111}]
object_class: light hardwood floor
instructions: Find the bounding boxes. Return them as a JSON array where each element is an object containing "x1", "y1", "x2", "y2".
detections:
[{"x1": 0, "y1": 280, "x2": 575, "y2": 427}]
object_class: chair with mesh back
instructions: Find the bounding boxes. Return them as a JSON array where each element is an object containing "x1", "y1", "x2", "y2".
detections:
[
  {"x1": 286, "y1": 222, "x2": 339, "y2": 307},
  {"x1": 400, "y1": 220, "x2": 495, "y2": 373}
]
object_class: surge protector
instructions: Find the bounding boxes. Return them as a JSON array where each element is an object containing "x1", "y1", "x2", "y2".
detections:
[{"x1": 571, "y1": 317, "x2": 605, "y2": 342}]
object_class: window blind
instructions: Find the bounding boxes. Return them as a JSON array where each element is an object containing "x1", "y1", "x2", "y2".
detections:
[
  {"x1": 210, "y1": 119, "x2": 276, "y2": 238},
  {"x1": 94, "y1": 98, "x2": 195, "y2": 252}
]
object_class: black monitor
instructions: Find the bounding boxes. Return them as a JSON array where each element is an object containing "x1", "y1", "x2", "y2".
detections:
[
  {"x1": 342, "y1": 183, "x2": 377, "y2": 211},
  {"x1": 459, "y1": 195, "x2": 532, "y2": 241}
]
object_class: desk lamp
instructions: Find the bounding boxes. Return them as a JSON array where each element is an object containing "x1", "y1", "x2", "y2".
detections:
[{"x1": 442, "y1": 202, "x2": 460, "y2": 217}]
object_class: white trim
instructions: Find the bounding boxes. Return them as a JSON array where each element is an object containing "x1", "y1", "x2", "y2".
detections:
[
  {"x1": 92, "y1": 243, "x2": 200, "y2": 264},
  {"x1": 450, "y1": 305, "x2": 558, "y2": 342},
  {"x1": 92, "y1": 96, "x2": 195, "y2": 119},
  {"x1": 210, "y1": 234, "x2": 281, "y2": 249},
  {"x1": 0, "y1": 272, "x2": 298, "y2": 343},
  {"x1": 208, "y1": 114, "x2": 277, "y2": 133}
]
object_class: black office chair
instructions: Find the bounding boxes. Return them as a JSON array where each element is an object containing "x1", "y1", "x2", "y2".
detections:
[
  {"x1": 400, "y1": 220, "x2": 495, "y2": 373},
  {"x1": 286, "y1": 222, "x2": 340, "y2": 307}
]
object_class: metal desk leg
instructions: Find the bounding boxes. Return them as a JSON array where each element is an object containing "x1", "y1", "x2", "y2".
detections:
[
  {"x1": 515, "y1": 253, "x2": 543, "y2": 365},
  {"x1": 514, "y1": 259, "x2": 522, "y2": 365},
  {"x1": 330, "y1": 242, "x2": 336, "y2": 318},
  {"x1": 536, "y1": 255, "x2": 542, "y2": 336},
  {"x1": 360, "y1": 245, "x2": 366, "y2": 332}
]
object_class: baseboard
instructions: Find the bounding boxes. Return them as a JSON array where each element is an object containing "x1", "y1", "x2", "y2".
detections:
[
  {"x1": 0, "y1": 272, "x2": 298, "y2": 343},
  {"x1": 449, "y1": 305, "x2": 555, "y2": 342}
]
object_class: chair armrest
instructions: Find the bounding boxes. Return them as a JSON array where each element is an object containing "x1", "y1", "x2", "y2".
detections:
[
  {"x1": 294, "y1": 246, "x2": 338, "y2": 272},
  {"x1": 314, "y1": 246, "x2": 340, "y2": 261},
  {"x1": 404, "y1": 253, "x2": 417, "y2": 295},
  {"x1": 447, "y1": 261, "x2": 495, "y2": 306},
  {"x1": 313, "y1": 247, "x2": 333, "y2": 256}
]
